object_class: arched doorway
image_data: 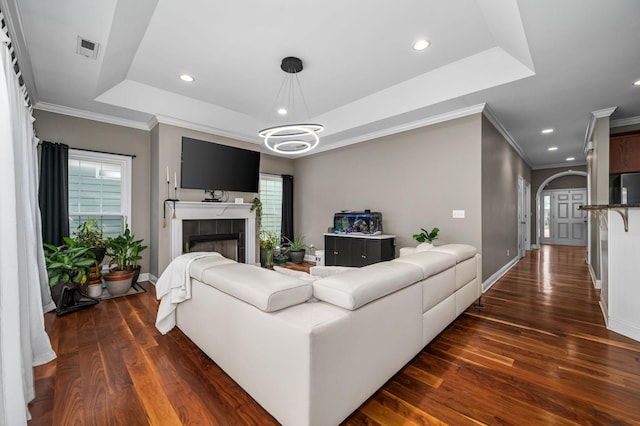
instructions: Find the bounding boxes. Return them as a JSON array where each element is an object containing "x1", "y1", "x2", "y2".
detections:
[{"x1": 535, "y1": 170, "x2": 588, "y2": 247}]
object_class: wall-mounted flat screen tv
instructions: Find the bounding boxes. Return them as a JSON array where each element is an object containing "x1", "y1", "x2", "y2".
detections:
[{"x1": 180, "y1": 137, "x2": 260, "y2": 193}]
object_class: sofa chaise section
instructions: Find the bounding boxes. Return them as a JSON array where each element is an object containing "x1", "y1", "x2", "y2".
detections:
[{"x1": 176, "y1": 261, "x2": 423, "y2": 426}]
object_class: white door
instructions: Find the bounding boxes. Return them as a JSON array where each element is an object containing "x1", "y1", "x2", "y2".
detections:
[{"x1": 541, "y1": 189, "x2": 587, "y2": 246}]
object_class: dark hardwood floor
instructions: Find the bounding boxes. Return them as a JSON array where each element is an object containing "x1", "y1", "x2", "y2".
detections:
[{"x1": 28, "y1": 245, "x2": 640, "y2": 425}]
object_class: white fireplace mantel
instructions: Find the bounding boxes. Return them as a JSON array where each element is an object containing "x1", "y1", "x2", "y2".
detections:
[{"x1": 167, "y1": 201, "x2": 256, "y2": 264}]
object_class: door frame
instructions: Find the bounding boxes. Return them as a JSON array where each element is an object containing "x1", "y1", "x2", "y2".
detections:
[
  {"x1": 534, "y1": 170, "x2": 588, "y2": 248},
  {"x1": 517, "y1": 176, "x2": 531, "y2": 257}
]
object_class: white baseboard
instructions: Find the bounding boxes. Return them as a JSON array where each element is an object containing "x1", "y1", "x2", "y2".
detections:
[
  {"x1": 588, "y1": 264, "x2": 601, "y2": 289},
  {"x1": 608, "y1": 318, "x2": 640, "y2": 343},
  {"x1": 139, "y1": 272, "x2": 157, "y2": 284},
  {"x1": 481, "y1": 257, "x2": 520, "y2": 293},
  {"x1": 599, "y1": 300, "x2": 608, "y2": 326}
]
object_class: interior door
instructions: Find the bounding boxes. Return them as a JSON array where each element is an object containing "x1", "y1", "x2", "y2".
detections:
[{"x1": 541, "y1": 189, "x2": 587, "y2": 246}]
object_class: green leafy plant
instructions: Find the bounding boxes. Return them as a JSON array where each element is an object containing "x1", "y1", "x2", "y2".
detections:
[
  {"x1": 250, "y1": 197, "x2": 263, "y2": 230},
  {"x1": 43, "y1": 243, "x2": 96, "y2": 287},
  {"x1": 282, "y1": 235, "x2": 306, "y2": 251},
  {"x1": 412, "y1": 227, "x2": 440, "y2": 244},
  {"x1": 106, "y1": 224, "x2": 147, "y2": 270},
  {"x1": 72, "y1": 218, "x2": 106, "y2": 248},
  {"x1": 259, "y1": 230, "x2": 280, "y2": 250}
]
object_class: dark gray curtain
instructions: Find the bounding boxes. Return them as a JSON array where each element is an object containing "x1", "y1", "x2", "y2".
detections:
[
  {"x1": 38, "y1": 141, "x2": 69, "y2": 246},
  {"x1": 281, "y1": 174, "x2": 294, "y2": 242}
]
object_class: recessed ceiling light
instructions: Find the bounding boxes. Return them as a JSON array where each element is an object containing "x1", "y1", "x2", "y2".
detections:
[
  {"x1": 548, "y1": 146, "x2": 558, "y2": 151},
  {"x1": 179, "y1": 74, "x2": 194, "y2": 82},
  {"x1": 413, "y1": 39, "x2": 430, "y2": 51},
  {"x1": 566, "y1": 157, "x2": 575, "y2": 161},
  {"x1": 541, "y1": 128, "x2": 554, "y2": 134},
  {"x1": 277, "y1": 108, "x2": 287, "y2": 115},
  {"x1": 634, "y1": 79, "x2": 640, "y2": 86}
]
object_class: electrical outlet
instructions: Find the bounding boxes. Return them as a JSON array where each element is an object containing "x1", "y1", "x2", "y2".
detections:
[
  {"x1": 452, "y1": 210, "x2": 465, "y2": 219},
  {"x1": 507, "y1": 249, "x2": 510, "y2": 256}
]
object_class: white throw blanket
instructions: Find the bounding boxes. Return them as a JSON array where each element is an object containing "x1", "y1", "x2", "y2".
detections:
[{"x1": 155, "y1": 252, "x2": 222, "y2": 334}]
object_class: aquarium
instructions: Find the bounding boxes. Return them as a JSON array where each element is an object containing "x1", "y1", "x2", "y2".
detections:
[{"x1": 333, "y1": 211, "x2": 382, "y2": 235}]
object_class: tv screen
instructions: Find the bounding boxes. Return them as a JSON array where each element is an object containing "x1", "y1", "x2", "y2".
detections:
[{"x1": 180, "y1": 137, "x2": 260, "y2": 193}]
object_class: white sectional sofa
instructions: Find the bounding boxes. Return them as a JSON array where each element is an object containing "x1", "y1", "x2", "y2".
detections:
[{"x1": 171, "y1": 244, "x2": 481, "y2": 426}]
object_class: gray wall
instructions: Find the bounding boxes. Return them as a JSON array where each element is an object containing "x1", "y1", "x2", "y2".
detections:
[
  {"x1": 33, "y1": 110, "x2": 152, "y2": 274},
  {"x1": 294, "y1": 114, "x2": 483, "y2": 259},
  {"x1": 481, "y1": 115, "x2": 531, "y2": 281}
]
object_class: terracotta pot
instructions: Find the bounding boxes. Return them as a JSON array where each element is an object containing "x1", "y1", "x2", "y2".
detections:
[{"x1": 103, "y1": 270, "x2": 135, "y2": 296}]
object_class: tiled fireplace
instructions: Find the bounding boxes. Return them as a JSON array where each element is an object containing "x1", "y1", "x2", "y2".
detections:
[{"x1": 167, "y1": 202, "x2": 256, "y2": 264}]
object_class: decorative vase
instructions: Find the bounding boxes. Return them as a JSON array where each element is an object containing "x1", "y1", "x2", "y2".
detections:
[
  {"x1": 103, "y1": 270, "x2": 135, "y2": 296},
  {"x1": 265, "y1": 248, "x2": 274, "y2": 268}
]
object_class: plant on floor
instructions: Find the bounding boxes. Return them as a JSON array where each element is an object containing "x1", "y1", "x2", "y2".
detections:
[
  {"x1": 283, "y1": 235, "x2": 306, "y2": 251},
  {"x1": 106, "y1": 223, "x2": 147, "y2": 271},
  {"x1": 412, "y1": 227, "x2": 440, "y2": 244},
  {"x1": 283, "y1": 235, "x2": 306, "y2": 264},
  {"x1": 259, "y1": 230, "x2": 280, "y2": 251},
  {"x1": 71, "y1": 218, "x2": 107, "y2": 263},
  {"x1": 44, "y1": 242, "x2": 97, "y2": 288},
  {"x1": 259, "y1": 230, "x2": 280, "y2": 268},
  {"x1": 104, "y1": 224, "x2": 147, "y2": 295},
  {"x1": 72, "y1": 218, "x2": 106, "y2": 248}
]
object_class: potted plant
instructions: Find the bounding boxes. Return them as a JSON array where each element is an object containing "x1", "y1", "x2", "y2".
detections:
[
  {"x1": 259, "y1": 230, "x2": 280, "y2": 268},
  {"x1": 71, "y1": 218, "x2": 107, "y2": 264},
  {"x1": 104, "y1": 224, "x2": 147, "y2": 295},
  {"x1": 283, "y1": 235, "x2": 306, "y2": 264},
  {"x1": 412, "y1": 227, "x2": 440, "y2": 250},
  {"x1": 44, "y1": 242, "x2": 97, "y2": 311}
]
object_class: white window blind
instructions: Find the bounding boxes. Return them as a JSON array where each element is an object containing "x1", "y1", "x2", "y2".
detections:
[
  {"x1": 259, "y1": 174, "x2": 283, "y2": 235},
  {"x1": 68, "y1": 149, "x2": 131, "y2": 238}
]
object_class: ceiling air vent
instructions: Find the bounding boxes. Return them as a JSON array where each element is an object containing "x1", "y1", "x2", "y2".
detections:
[{"x1": 76, "y1": 36, "x2": 99, "y2": 60}]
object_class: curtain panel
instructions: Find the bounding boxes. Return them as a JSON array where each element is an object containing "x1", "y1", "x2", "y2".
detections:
[
  {"x1": 38, "y1": 141, "x2": 69, "y2": 246},
  {"x1": 0, "y1": 23, "x2": 56, "y2": 425},
  {"x1": 281, "y1": 174, "x2": 294, "y2": 242}
]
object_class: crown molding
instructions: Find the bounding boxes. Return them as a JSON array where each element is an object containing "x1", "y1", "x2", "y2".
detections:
[
  {"x1": 311, "y1": 104, "x2": 488, "y2": 156},
  {"x1": 153, "y1": 114, "x2": 259, "y2": 146},
  {"x1": 531, "y1": 161, "x2": 587, "y2": 171},
  {"x1": 584, "y1": 106, "x2": 617, "y2": 154},
  {"x1": 611, "y1": 115, "x2": 640, "y2": 128},
  {"x1": 482, "y1": 104, "x2": 532, "y2": 168},
  {"x1": 34, "y1": 102, "x2": 152, "y2": 131}
]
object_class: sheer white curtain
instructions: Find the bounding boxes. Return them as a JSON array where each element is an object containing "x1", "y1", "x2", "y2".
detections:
[{"x1": 0, "y1": 22, "x2": 56, "y2": 425}]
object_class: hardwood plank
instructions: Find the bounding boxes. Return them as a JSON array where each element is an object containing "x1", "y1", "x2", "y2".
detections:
[{"x1": 28, "y1": 247, "x2": 640, "y2": 425}]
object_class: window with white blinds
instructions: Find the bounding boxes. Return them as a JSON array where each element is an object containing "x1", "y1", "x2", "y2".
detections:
[
  {"x1": 68, "y1": 149, "x2": 131, "y2": 238},
  {"x1": 259, "y1": 174, "x2": 283, "y2": 235}
]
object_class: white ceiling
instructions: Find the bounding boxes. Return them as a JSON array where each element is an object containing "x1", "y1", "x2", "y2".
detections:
[{"x1": 4, "y1": 0, "x2": 640, "y2": 167}]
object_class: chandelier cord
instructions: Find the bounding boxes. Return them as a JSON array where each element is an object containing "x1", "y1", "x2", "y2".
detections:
[{"x1": 293, "y1": 73, "x2": 313, "y2": 122}]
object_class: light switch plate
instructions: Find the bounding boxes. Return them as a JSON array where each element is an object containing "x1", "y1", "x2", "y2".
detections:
[{"x1": 452, "y1": 210, "x2": 465, "y2": 219}]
